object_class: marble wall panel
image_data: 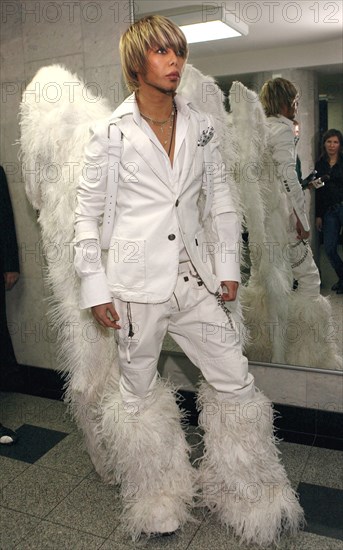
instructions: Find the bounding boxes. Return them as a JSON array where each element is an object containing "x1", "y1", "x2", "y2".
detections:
[
  {"x1": 22, "y1": 0, "x2": 82, "y2": 63},
  {"x1": 251, "y1": 365, "x2": 308, "y2": 408},
  {"x1": 24, "y1": 54, "x2": 85, "y2": 85},
  {"x1": 0, "y1": 37, "x2": 25, "y2": 83},
  {"x1": 80, "y1": 0, "x2": 133, "y2": 74},
  {"x1": 1, "y1": 81, "x2": 23, "y2": 168},
  {"x1": 80, "y1": 2, "x2": 122, "y2": 69},
  {"x1": 6, "y1": 275, "x2": 54, "y2": 368},
  {"x1": 159, "y1": 353, "x2": 343, "y2": 411},
  {"x1": 84, "y1": 63, "x2": 126, "y2": 110},
  {"x1": 306, "y1": 371, "x2": 343, "y2": 412},
  {"x1": 0, "y1": 0, "x2": 25, "y2": 82},
  {"x1": 7, "y1": 181, "x2": 43, "y2": 280}
]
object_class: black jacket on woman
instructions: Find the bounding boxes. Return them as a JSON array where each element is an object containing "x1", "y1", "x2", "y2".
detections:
[{"x1": 315, "y1": 155, "x2": 343, "y2": 219}]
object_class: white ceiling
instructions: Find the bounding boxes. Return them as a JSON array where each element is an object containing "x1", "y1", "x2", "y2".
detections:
[{"x1": 135, "y1": 0, "x2": 343, "y2": 72}]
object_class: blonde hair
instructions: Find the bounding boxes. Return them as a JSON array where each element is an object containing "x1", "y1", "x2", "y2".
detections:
[
  {"x1": 260, "y1": 78, "x2": 298, "y2": 117},
  {"x1": 119, "y1": 15, "x2": 189, "y2": 93}
]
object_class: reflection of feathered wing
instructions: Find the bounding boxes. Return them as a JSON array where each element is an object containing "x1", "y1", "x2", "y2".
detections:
[
  {"x1": 230, "y1": 81, "x2": 342, "y2": 369},
  {"x1": 180, "y1": 65, "x2": 241, "y2": 220},
  {"x1": 180, "y1": 66, "x2": 246, "y2": 333},
  {"x1": 19, "y1": 64, "x2": 121, "y2": 481},
  {"x1": 229, "y1": 81, "x2": 291, "y2": 363}
]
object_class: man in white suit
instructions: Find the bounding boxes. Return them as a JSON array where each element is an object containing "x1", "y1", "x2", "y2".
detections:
[
  {"x1": 260, "y1": 77, "x2": 320, "y2": 296},
  {"x1": 259, "y1": 78, "x2": 322, "y2": 364},
  {"x1": 74, "y1": 16, "x2": 302, "y2": 545}
]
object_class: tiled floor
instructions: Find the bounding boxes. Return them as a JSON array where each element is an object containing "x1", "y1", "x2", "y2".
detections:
[{"x1": 0, "y1": 391, "x2": 342, "y2": 550}]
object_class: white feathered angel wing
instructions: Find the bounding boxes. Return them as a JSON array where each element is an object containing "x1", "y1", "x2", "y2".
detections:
[
  {"x1": 228, "y1": 81, "x2": 292, "y2": 363},
  {"x1": 179, "y1": 65, "x2": 249, "y2": 336},
  {"x1": 20, "y1": 65, "x2": 111, "y2": 210},
  {"x1": 228, "y1": 81, "x2": 268, "y2": 265},
  {"x1": 19, "y1": 64, "x2": 120, "y2": 481}
]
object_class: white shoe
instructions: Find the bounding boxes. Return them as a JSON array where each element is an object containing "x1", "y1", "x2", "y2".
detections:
[
  {"x1": 143, "y1": 501, "x2": 180, "y2": 536},
  {"x1": 0, "y1": 424, "x2": 18, "y2": 445}
]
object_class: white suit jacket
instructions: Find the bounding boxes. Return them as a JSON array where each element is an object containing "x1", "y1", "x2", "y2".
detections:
[
  {"x1": 266, "y1": 115, "x2": 309, "y2": 231},
  {"x1": 74, "y1": 93, "x2": 240, "y2": 308}
]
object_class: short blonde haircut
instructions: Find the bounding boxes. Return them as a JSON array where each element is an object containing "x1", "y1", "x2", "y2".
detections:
[
  {"x1": 120, "y1": 15, "x2": 189, "y2": 93},
  {"x1": 260, "y1": 78, "x2": 298, "y2": 117}
]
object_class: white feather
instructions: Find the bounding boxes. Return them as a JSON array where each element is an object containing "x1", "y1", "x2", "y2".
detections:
[
  {"x1": 286, "y1": 293, "x2": 342, "y2": 369},
  {"x1": 101, "y1": 380, "x2": 196, "y2": 539},
  {"x1": 19, "y1": 64, "x2": 119, "y2": 480},
  {"x1": 197, "y1": 382, "x2": 304, "y2": 547}
]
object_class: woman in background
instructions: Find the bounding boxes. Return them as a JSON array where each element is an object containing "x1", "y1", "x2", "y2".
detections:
[{"x1": 315, "y1": 129, "x2": 343, "y2": 294}]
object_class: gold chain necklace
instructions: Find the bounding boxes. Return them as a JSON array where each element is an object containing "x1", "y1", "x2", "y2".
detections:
[
  {"x1": 140, "y1": 101, "x2": 176, "y2": 133},
  {"x1": 140, "y1": 112, "x2": 173, "y2": 126},
  {"x1": 141, "y1": 101, "x2": 177, "y2": 155}
]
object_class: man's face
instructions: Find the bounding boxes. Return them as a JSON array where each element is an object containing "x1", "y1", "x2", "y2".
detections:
[{"x1": 137, "y1": 46, "x2": 186, "y2": 95}]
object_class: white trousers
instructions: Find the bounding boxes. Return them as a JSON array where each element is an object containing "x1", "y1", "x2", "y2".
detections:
[
  {"x1": 287, "y1": 239, "x2": 321, "y2": 297},
  {"x1": 114, "y1": 263, "x2": 255, "y2": 404}
]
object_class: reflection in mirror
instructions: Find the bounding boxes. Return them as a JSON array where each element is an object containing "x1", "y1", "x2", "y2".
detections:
[
  {"x1": 222, "y1": 76, "x2": 341, "y2": 371},
  {"x1": 133, "y1": 0, "x2": 342, "y2": 371},
  {"x1": 219, "y1": 71, "x2": 342, "y2": 371}
]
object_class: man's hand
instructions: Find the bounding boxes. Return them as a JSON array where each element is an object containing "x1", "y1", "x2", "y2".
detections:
[
  {"x1": 316, "y1": 217, "x2": 323, "y2": 232},
  {"x1": 221, "y1": 281, "x2": 239, "y2": 302},
  {"x1": 295, "y1": 218, "x2": 310, "y2": 240},
  {"x1": 4, "y1": 272, "x2": 19, "y2": 291},
  {"x1": 91, "y1": 302, "x2": 121, "y2": 329}
]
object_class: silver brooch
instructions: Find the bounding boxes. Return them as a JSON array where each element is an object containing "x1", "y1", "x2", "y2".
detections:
[{"x1": 198, "y1": 126, "x2": 214, "y2": 147}]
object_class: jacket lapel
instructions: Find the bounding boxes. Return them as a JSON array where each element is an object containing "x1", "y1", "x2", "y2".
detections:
[
  {"x1": 177, "y1": 108, "x2": 205, "y2": 192},
  {"x1": 109, "y1": 95, "x2": 168, "y2": 187},
  {"x1": 115, "y1": 117, "x2": 167, "y2": 186},
  {"x1": 108, "y1": 94, "x2": 206, "y2": 192}
]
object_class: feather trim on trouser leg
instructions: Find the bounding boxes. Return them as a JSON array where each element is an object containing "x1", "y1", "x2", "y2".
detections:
[
  {"x1": 197, "y1": 382, "x2": 304, "y2": 547},
  {"x1": 68, "y1": 389, "x2": 113, "y2": 483},
  {"x1": 286, "y1": 292, "x2": 342, "y2": 370},
  {"x1": 101, "y1": 379, "x2": 196, "y2": 540}
]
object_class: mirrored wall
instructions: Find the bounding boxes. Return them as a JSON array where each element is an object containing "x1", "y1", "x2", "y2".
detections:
[{"x1": 132, "y1": 0, "x2": 343, "y2": 372}]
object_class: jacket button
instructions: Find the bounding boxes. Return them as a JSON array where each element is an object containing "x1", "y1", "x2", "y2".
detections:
[
  {"x1": 168, "y1": 234, "x2": 176, "y2": 241},
  {"x1": 175, "y1": 199, "x2": 179, "y2": 207}
]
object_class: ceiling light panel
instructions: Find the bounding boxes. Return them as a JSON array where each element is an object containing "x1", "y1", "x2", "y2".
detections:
[{"x1": 181, "y1": 20, "x2": 242, "y2": 43}]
